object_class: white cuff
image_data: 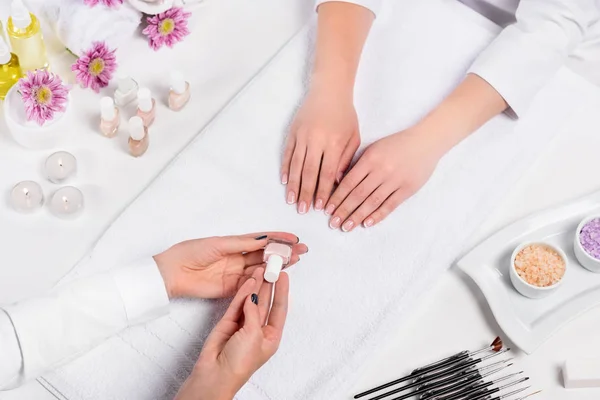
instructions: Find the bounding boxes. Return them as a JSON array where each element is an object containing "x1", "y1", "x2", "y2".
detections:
[
  {"x1": 0, "y1": 310, "x2": 24, "y2": 389},
  {"x1": 468, "y1": 25, "x2": 566, "y2": 118},
  {"x1": 315, "y1": 0, "x2": 381, "y2": 17},
  {"x1": 111, "y1": 258, "x2": 170, "y2": 324}
]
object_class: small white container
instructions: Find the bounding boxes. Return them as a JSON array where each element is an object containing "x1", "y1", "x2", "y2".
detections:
[
  {"x1": 574, "y1": 215, "x2": 600, "y2": 273},
  {"x1": 510, "y1": 242, "x2": 567, "y2": 299},
  {"x1": 3, "y1": 85, "x2": 72, "y2": 149}
]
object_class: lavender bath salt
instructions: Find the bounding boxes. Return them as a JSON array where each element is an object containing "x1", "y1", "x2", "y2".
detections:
[{"x1": 580, "y1": 218, "x2": 600, "y2": 260}]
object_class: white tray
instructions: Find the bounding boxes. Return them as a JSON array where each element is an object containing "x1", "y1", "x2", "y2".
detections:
[{"x1": 457, "y1": 190, "x2": 600, "y2": 354}]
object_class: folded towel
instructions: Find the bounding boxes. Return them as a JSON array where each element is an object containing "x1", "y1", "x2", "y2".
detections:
[
  {"x1": 38, "y1": 0, "x2": 597, "y2": 399},
  {"x1": 27, "y1": 0, "x2": 142, "y2": 56}
]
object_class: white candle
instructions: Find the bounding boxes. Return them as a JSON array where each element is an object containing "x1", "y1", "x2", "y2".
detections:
[
  {"x1": 11, "y1": 181, "x2": 44, "y2": 213},
  {"x1": 45, "y1": 151, "x2": 77, "y2": 184},
  {"x1": 50, "y1": 186, "x2": 84, "y2": 219}
]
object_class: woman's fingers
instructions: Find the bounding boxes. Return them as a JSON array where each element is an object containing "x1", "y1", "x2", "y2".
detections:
[
  {"x1": 243, "y1": 243, "x2": 308, "y2": 267},
  {"x1": 286, "y1": 142, "x2": 307, "y2": 206},
  {"x1": 364, "y1": 188, "x2": 413, "y2": 228},
  {"x1": 314, "y1": 150, "x2": 342, "y2": 212},
  {"x1": 330, "y1": 174, "x2": 380, "y2": 231},
  {"x1": 242, "y1": 289, "x2": 261, "y2": 330},
  {"x1": 343, "y1": 184, "x2": 396, "y2": 231},
  {"x1": 266, "y1": 272, "x2": 289, "y2": 335},
  {"x1": 336, "y1": 138, "x2": 359, "y2": 183},
  {"x1": 221, "y1": 268, "x2": 263, "y2": 323},
  {"x1": 297, "y1": 149, "x2": 323, "y2": 214},
  {"x1": 223, "y1": 232, "x2": 300, "y2": 256},
  {"x1": 257, "y1": 280, "x2": 274, "y2": 326},
  {"x1": 324, "y1": 159, "x2": 369, "y2": 218},
  {"x1": 280, "y1": 137, "x2": 296, "y2": 185}
]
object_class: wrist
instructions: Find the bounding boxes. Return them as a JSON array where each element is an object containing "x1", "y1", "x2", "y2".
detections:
[
  {"x1": 403, "y1": 124, "x2": 453, "y2": 161},
  {"x1": 309, "y1": 70, "x2": 355, "y2": 100},
  {"x1": 184, "y1": 366, "x2": 241, "y2": 400}
]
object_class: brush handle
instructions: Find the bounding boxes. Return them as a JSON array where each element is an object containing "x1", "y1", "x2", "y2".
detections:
[
  {"x1": 414, "y1": 358, "x2": 479, "y2": 384},
  {"x1": 434, "y1": 382, "x2": 495, "y2": 400},
  {"x1": 418, "y1": 368, "x2": 477, "y2": 392},
  {"x1": 463, "y1": 389, "x2": 497, "y2": 400},
  {"x1": 412, "y1": 351, "x2": 470, "y2": 376},
  {"x1": 381, "y1": 375, "x2": 482, "y2": 400},
  {"x1": 419, "y1": 376, "x2": 483, "y2": 400}
]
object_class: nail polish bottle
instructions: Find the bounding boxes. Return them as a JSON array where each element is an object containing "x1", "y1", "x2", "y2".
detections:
[
  {"x1": 99, "y1": 97, "x2": 119, "y2": 138},
  {"x1": 128, "y1": 116, "x2": 149, "y2": 157},
  {"x1": 168, "y1": 70, "x2": 190, "y2": 111},
  {"x1": 114, "y1": 73, "x2": 139, "y2": 106},
  {"x1": 136, "y1": 87, "x2": 156, "y2": 128},
  {"x1": 263, "y1": 239, "x2": 293, "y2": 283}
]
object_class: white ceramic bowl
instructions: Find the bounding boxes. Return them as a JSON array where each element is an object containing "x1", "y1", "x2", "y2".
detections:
[
  {"x1": 510, "y1": 242, "x2": 567, "y2": 299},
  {"x1": 3, "y1": 85, "x2": 72, "y2": 150},
  {"x1": 574, "y1": 215, "x2": 600, "y2": 273}
]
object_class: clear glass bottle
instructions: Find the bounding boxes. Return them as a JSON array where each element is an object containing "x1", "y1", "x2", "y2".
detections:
[
  {"x1": 168, "y1": 70, "x2": 191, "y2": 111},
  {"x1": 263, "y1": 239, "x2": 293, "y2": 283},
  {"x1": 136, "y1": 87, "x2": 156, "y2": 128},
  {"x1": 0, "y1": 36, "x2": 22, "y2": 100},
  {"x1": 7, "y1": 0, "x2": 50, "y2": 73},
  {"x1": 100, "y1": 97, "x2": 120, "y2": 138}
]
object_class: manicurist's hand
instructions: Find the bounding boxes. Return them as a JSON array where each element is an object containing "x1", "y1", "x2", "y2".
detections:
[
  {"x1": 326, "y1": 129, "x2": 443, "y2": 232},
  {"x1": 153, "y1": 232, "x2": 307, "y2": 299},
  {"x1": 174, "y1": 268, "x2": 290, "y2": 400},
  {"x1": 282, "y1": 85, "x2": 360, "y2": 214}
]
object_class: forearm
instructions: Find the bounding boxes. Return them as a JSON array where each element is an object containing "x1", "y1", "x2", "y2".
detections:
[
  {"x1": 414, "y1": 73, "x2": 508, "y2": 157},
  {"x1": 311, "y1": 2, "x2": 374, "y2": 95}
]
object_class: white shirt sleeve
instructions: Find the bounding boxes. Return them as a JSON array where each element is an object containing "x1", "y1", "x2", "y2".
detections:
[
  {"x1": 0, "y1": 258, "x2": 170, "y2": 390},
  {"x1": 468, "y1": 0, "x2": 599, "y2": 118},
  {"x1": 315, "y1": 0, "x2": 382, "y2": 17}
]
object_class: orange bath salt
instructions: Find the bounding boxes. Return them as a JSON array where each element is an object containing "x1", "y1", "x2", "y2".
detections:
[{"x1": 514, "y1": 244, "x2": 566, "y2": 287}]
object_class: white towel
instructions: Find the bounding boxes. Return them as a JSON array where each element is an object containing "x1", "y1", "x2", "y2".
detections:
[
  {"x1": 26, "y1": 0, "x2": 142, "y2": 56},
  {"x1": 38, "y1": 0, "x2": 598, "y2": 399}
]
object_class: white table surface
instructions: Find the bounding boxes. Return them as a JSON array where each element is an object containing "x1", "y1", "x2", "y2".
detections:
[{"x1": 1, "y1": 1, "x2": 600, "y2": 399}]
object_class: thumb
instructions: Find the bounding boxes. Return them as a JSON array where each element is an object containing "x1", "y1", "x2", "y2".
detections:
[{"x1": 218, "y1": 235, "x2": 269, "y2": 255}]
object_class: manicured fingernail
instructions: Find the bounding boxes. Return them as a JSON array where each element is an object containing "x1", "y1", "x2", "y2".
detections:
[
  {"x1": 364, "y1": 218, "x2": 374, "y2": 228},
  {"x1": 251, "y1": 293, "x2": 258, "y2": 305},
  {"x1": 325, "y1": 204, "x2": 335, "y2": 216},
  {"x1": 336, "y1": 172, "x2": 343, "y2": 183},
  {"x1": 329, "y1": 216, "x2": 341, "y2": 229},
  {"x1": 254, "y1": 235, "x2": 268, "y2": 240},
  {"x1": 298, "y1": 201, "x2": 307, "y2": 214},
  {"x1": 281, "y1": 173, "x2": 288, "y2": 184},
  {"x1": 295, "y1": 236, "x2": 300, "y2": 244},
  {"x1": 286, "y1": 191, "x2": 296, "y2": 204},
  {"x1": 314, "y1": 199, "x2": 324, "y2": 211},
  {"x1": 342, "y1": 220, "x2": 355, "y2": 232}
]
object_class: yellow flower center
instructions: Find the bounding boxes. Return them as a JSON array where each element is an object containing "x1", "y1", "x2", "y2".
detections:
[
  {"x1": 35, "y1": 86, "x2": 52, "y2": 105},
  {"x1": 88, "y1": 58, "x2": 105, "y2": 77},
  {"x1": 159, "y1": 18, "x2": 175, "y2": 36}
]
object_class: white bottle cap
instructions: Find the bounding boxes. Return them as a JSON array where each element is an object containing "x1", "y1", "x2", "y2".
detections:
[
  {"x1": 264, "y1": 255, "x2": 284, "y2": 283},
  {"x1": 11, "y1": 0, "x2": 32, "y2": 30},
  {"x1": 137, "y1": 87, "x2": 153, "y2": 112},
  {"x1": 170, "y1": 71, "x2": 187, "y2": 94},
  {"x1": 129, "y1": 116, "x2": 146, "y2": 141},
  {"x1": 100, "y1": 97, "x2": 116, "y2": 120},
  {"x1": 0, "y1": 37, "x2": 10, "y2": 65},
  {"x1": 117, "y1": 72, "x2": 136, "y2": 93}
]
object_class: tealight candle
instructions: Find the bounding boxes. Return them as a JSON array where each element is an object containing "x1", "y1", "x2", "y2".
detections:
[
  {"x1": 50, "y1": 186, "x2": 84, "y2": 219},
  {"x1": 10, "y1": 181, "x2": 44, "y2": 213},
  {"x1": 45, "y1": 151, "x2": 77, "y2": 184}
]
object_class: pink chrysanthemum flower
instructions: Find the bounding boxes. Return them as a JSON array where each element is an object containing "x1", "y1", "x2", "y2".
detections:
[
  {"x1": 142, "y1": 7, "x2": 192, "y2": 51},
  {"x1": 84, "y1": 0, "x2": 123, "y2": 8},
  {"x1": 18, "y1": 70, "x2": 69, "y2": 126},
  {"x1": 71, "y1": 42, "x2": 117, "y2": 92}
]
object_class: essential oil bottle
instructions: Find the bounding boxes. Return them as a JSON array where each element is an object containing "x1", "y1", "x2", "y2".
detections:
[
  {"x1": 6, "y1": 0, "x2": 50, "y2": 73},
  {"x1": 0, "y1": 36, "x2": 22, "y2": 100}
]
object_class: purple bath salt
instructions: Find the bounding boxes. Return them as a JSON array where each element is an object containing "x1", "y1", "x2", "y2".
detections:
[{"x1": 580, "y1": 218, "x2": 600, "y2": 260}]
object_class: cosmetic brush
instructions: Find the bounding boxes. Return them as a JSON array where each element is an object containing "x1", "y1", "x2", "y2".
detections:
[
  {"x1": 458, "y1": 386, "x2": 529, "y2": 400},
  {"x1": 413, "y1": 350, "x2": 510, "y2": 385},
  {"x1": 418, "y1": 359, "x2": 513, "y2": 393},
  {"x1": 418, "y1": 363, "x2": 513, "y2": 400},
  {"x1": 369, "y1": 367, "x2": 519, "y2": 400},
  {"x1": 354, "y1": 337, "x2": 503, "y2": 399},
  {"x1": 429, "y1": 376, "x2": 530, "y2": 400}
]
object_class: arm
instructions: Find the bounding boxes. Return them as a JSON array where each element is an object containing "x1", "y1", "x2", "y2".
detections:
[
  {"x1": 323, "y1": 0, "x2": 597, "y2": 231},
  {"x1": 0, "y1": 233, "x2": 307, "y2": 391},
  {"x1": 281, "y1": 1, "x2": 375, "y2": 215},
  {"x1": 0, "y1": 259, "x2": 169, "y2": 390}
]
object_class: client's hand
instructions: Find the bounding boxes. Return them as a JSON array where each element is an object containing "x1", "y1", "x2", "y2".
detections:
[
  {"x1": 175, "y1": 268, "x2": 289, "y2": 400},
  {"x1": 326, "y1": 129, "x2": 442, "y2": 231},
  {"x1": 154, "y1": 232, "x2": 307, "y2": 299},
  {"x1": 281, "y1": 85, "x2": 361, "y2": 214}
]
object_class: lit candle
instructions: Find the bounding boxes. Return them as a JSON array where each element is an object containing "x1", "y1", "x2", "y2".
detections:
[
  {"x1": 45, "y1": 151, "x2": 77, "y2": 184},
  {"x1": 50, "y1": 186, "x2": 84, "y2": 219},
  {"x1": 10, "y1": 181, "x2": 44, "y2": 213}
]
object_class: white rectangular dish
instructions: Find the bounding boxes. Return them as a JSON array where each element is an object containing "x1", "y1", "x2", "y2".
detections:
[{"x1": 458, "y1": 190, "x2": 600, "y2": 354}]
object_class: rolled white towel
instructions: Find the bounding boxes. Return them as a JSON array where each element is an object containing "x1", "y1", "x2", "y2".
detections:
[{"x1": 26, "y1": 0, "x2": 142, "y2": 56}]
